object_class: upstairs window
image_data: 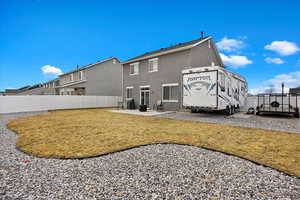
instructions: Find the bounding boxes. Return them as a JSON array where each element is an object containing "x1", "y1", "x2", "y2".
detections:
[
  {"x1": 129, "y1": 62, "x2": 139, "y2": 75},
  {"x1": 148, "y1": 58, "x2": 158, "y2": 72}
]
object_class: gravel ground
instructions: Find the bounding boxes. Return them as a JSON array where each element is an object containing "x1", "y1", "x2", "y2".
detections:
[
  {"x1": 0, "y1": 112, "x2": 300, "y2": 200},
  {"x1": 159, "y1": 111, "x2": 300, "y2": 134}
]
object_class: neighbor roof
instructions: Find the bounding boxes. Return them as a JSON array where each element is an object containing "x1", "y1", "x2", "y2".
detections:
[
  {"x1": 290, "y1": 87, "x2": 300, "y2": 94},
  {"x1": 122, "y1": 36, "x2": 224, "y2": 66},
  {"x1": 60, "y1": 57, "x2": 120, "y2": 77}
]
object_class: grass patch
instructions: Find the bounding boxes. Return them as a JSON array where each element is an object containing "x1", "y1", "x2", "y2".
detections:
[{"x1": 7, "y1": 108, "x2": 300, "y2": 177}]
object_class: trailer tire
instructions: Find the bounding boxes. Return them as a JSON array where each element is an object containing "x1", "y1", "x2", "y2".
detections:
[
  {"x1": 191, "y1": 108, "x2": 197, "y2": 113},
  {"x1": 236, "y1": 105, "x2": 240, "y2": 113},
  {"x1": 256, "y1": 107, "x2": 260, "y2": 115},
  {"x1": 294, "y1": 108, "x2": 299, "y2": 118},
  {"x1": 225, "y1": 106, "x2": 231, "y2": 116}
]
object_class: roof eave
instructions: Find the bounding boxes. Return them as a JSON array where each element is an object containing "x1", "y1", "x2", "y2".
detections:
[
  {"x1": 122, "y1": 37, "x2": 212, "y2": 65},
  {"x1": 60, "y1": 57, "x2": 120, "y2": 77}
]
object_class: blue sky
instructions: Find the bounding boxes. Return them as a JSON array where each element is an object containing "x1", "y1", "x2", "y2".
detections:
[{"x1": 1, "y1": 0, "x2": 300, "y2": 93}]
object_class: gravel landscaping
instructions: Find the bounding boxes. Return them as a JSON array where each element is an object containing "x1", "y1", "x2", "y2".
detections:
[
  {"x1": 1, "y1": 112, "x2": 300, "y2": 199},
  {"x1": 159, "y1": 111, "x2": 300, "y2": 134}
]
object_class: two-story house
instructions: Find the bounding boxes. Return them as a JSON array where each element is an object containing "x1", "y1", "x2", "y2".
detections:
[
  {"x1": 41, "y1": 79, "x2": 60, "y2": 95},
  {"x1": 122, "y1": 36, "x2": 224, "y2": 110},
  {"x1": 58, "y1": 57, "x2": 122, "y2": 96},
  {"x1": 4, "y1": 81, "x2": 59, "y2": 96}
]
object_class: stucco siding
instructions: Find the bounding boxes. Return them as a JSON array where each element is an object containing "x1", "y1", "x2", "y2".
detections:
[
  {"x1": 123, "y1": 50, "x2": 190, "y2": 110},
  {"x1": 16, "y1": 87, "x2": 57, "y2": 95},
  {"x1": 85, "y1": 59, "x2": 122, "y2": 96},
  {"x1": 189, "y1": 40, "x2": 221, "y2": 67},
  {"x1": 122, "y1": 38, "x2": 223, "y2": 111},
  {"x1": 58, "y1": 59, "x2": 122, "y2": 96}
]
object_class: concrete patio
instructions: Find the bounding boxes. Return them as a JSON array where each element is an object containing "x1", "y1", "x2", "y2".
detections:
[{"x1": 109, "y1": 109, "x2": 175, "y2": 116}]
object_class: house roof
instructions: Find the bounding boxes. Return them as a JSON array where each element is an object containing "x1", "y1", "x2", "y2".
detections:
[
  {"x1": 60, "y1": 57, "x2": 120, "y2": 77},
  {"x1": 122, "y1": 36, "x2": 224, "y2": 66},
  {"x1": 43, "y1": 78, "x2": 59, "y2": 84},
  {"x1": 4, "y1": 85, "x2": 31, "y2": 94}
]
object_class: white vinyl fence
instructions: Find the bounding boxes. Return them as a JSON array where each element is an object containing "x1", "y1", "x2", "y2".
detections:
[
  {"x1": 0, "y1": 96, "x2": 122, "y2": 114},
  {"x1": 240, "y1": 96, "x2": 257, "y2": 112}
]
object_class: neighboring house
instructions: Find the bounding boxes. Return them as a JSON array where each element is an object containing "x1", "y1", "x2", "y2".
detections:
[
  {"x1": 290, "y1": 87, "x2": 300, "y2": 94},
  {"x1": 3, "y1": 79, "x2": 60, "y2": 96},
  {"x1": 41, "y1": 79, "x2": 60, "y2": 95},
  {"x1": 15, "y1": 84, "x2": 45, "y2": 95},
  {"x1": 122, "y1": 36, "x2": 224, "y2": 111},
  {"x1": 58, "y1": 57, "x2": 122, "y2": 96},
  {"x1": 4, "y1": 86, "x2": 31, "y2": 95}
]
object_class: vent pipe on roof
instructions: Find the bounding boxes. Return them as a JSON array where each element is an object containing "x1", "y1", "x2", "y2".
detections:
[{"x1": 201, "y1": 32, "x2": 204, "y2": 39}]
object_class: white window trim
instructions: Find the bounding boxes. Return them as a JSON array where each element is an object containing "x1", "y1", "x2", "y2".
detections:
[
  {"x1": 139, "y1": 86, "x2": 150, "y2": 108},
  {"x1": 162, "y1": 83, "x2": 179, "y2": 87},
  {"x1": 129, "y1": 62, "x2": 139, "y2": 75},
  {"x1": 140, "y1": 85, "x2": 150, "y2": 88},
  {"x1": 162, "y1": 99, "x2": 179, "y2": 103},
  {"x1": 162, "y1": 83, "x2": 179, "y2": 103},
  {"x1": 126, "y1": 86, "x2": 134, "y2": 100},
  {"x1": 148, "y1": 58, "x2": 158, "y2": 73}
]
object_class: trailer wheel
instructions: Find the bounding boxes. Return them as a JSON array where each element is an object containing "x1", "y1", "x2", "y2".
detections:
[
  {"x1": 225, "y1": 106, "x2": 231, "y2": 116},
  {"x1": 236, "y1": 105, "x2": 240, "y2": 113},
  {"x1": 191, "y1": 108, "x2": 196, "y2": 113},
  {"x1": 255, "y1": 107, "x2": 260, "y2": 115},
  {"x1": 294, "y1": 108, "x2": 299, "y2": 118},
  {"x1": 231, "y1": 106, "x2": 235, "y2": 114}
]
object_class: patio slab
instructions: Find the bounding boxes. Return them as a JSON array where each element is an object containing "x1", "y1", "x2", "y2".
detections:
[{"x1": 109, "y1": 109, "x2": 175, "y2": 116}]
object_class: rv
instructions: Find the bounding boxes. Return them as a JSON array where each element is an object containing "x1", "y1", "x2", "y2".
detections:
[{"x1": 182, "y1": 66, "x2": 247, "y2": 115}]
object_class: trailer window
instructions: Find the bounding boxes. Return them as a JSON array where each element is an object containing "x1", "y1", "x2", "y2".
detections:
[
  {"x1": 241, "y1": 82, "x2": 248, "y2": 94},
  {"x1": 219, "y1": 73, "x2": 225, "y2": 92}
]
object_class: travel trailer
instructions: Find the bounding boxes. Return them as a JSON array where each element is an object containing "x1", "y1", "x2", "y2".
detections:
[{"x1": 182, "y1": 66, "x2": 247, "y2": 115}]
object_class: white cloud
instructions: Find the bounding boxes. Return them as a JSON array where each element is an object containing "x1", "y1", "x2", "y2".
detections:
[
  {"x1": 249, "y1": 85, "x2": 290, "y2": 94},
  {"x1": 220, "y1": 53, "x2": 253, "y2": 68},
  {"x1": 249, "y1": 71, "x2": 300, "y2": 94},
  {"x1": 268, "y1": 71, "x2": 300, "y2": 87},
  {"x1": 264, "y1": 57, "x2": 284, "y2": 64},
  {"x1": 216, "y1": 37, "x2": 245, "y2": 52},
  {"x1": 248, "y1": 87, "x2": 266, "y2": 95},
  {"x1": 264, "y1": 41, "x2": 300, "y2": 56},
  {"x1": 41, "y1": 65, "x2": 63, "y2": 76}
]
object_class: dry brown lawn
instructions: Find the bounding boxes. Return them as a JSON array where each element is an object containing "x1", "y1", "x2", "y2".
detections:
[{"x1": 7, "y1": 108, "x2": 300, "y2": 177}]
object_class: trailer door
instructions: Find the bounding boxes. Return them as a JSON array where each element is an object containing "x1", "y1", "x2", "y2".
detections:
[{"x1": 183, "y1": 71, "x2": 217, "y2": 108}]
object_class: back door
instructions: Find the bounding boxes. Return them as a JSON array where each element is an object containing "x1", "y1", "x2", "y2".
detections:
[{"x1": 183, "y1": 71, "x2": 217, "y2": 107}]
